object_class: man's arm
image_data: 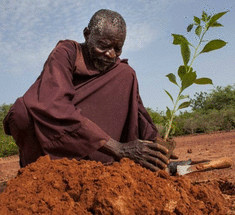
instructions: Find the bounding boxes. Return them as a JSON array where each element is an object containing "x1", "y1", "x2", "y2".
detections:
[{"x1": 23, "y1": 40, "x2": 109, "y2": 160}]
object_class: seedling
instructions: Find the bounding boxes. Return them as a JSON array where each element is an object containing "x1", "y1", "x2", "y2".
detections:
[{"x1": 164, "y1": 10, "x2": 228, "y2": 140}]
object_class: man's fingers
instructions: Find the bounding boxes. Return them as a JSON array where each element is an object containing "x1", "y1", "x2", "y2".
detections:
[
  {"x1": 139, "y1": 140, "x2": 168, "y2": 154},
  {"x1": 139, "y1": 140, "x2": 154, "y2": 144},
  {"x1": 139, "y1": 139, "x2": 169, "y2": 155},
  {"x1": 147, "y1": 143, "x2": 168, "y2": 155},
  {"x1": 148, "y1": 150, "x2": 169, "y2": 164},
  {"x1": 133, "y1": 140, "x2": 172, "y2": 171},
  {"x1": 140, "y1": 160, "x2": 160, "y2": 172},
  {"x1": 170, "y1": 152, "x2": 178, "y2": 160},
  {"x1": 155, "y1": 159, "x2": 168, "y2": 169},
  {"x1": 144, "y1": 154, "x2": 168, "y2": 169}
]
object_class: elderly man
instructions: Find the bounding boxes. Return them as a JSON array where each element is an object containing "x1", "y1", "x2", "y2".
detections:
[{"x1": 4, "y1": 9, "x2": 175, "y2": 170}]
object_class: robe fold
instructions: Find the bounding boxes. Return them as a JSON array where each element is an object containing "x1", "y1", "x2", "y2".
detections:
[{"x1": 4, "y1": 40, "x2": 158, "y2": 166}]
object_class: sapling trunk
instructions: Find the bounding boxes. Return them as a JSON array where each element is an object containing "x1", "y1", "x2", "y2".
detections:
[{"x1": 164, "y1": 93, "x2": 181, "y2": 140}]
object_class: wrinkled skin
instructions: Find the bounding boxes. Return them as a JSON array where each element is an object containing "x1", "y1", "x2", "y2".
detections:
[
  {"x1": 154, "y1": 137, "x2": 177, "y2": 160},
  {"x1": 119, "y1": 140, "x2": 170, "y2": 171},
  {"x1": 101, "y1": 138, "x2": 177, "y2": 172},
  {"x1": 83, "y1": 22, "x2": 126, "y2": 72}
]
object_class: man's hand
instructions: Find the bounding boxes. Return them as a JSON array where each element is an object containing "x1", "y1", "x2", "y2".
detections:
[
  {"x1": 119, "y1": 140, "x2": 169, "y2": 171},
  {"x1": 100, "y1": 138, "x2": 170, "y2": 172},
  {"x1": 154, "y1": 137, "x2": 177, "y2": 160}
]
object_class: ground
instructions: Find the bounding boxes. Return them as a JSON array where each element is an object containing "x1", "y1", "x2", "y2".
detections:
[
  {"x1": 174, "y1": 131, "x2": 235, "y2": 184},
  {"x1": 0, "y1": 131, "x2": 234, "y2": 213},
  {"x1": 174, "y1": 131, "x2": 235, "y2": 214}
]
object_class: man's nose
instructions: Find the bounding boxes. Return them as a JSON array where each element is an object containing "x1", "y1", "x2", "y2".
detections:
[{"x1": 105, "y1": 48, "x2": 116, "y2": 59}]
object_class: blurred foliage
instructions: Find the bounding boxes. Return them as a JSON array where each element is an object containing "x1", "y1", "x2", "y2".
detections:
[
  {"x1": 0, "y1": 103, "x2": 18, "y2": 157},
  {"x1": 146, "y1": 108, "x2": 164, "y2": 124},
  {"x1": 0, "y1": 104, "x2": 12, "y2": 131},
  {"x1": 146, "y1": 108, "x2": 166, "y2": 137},
  {"x1": 146, "y1": 108, "x2": 178, "y2": 138},
  {"x1": 173, "y1": 107, "x2": 235, "y2": 136},
  {"x1": 190, "y1": 85, "x2": 235, "y2": 111},
  {"x1": 147, "y1": 84, "x2": 235, "y2": 137},
  {"x1": 0, "y1": 135, "x2": 18, "y2": 157}
]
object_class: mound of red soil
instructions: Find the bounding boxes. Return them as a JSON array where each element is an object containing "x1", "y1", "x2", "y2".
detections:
[{"x1": 0, "y1": 155, "x2": 229, "y2": 214}]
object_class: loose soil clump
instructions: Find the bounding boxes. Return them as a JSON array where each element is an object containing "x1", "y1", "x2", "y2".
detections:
[{"x1": 0, "y1": 155, "x2": 229, "y2": 214}]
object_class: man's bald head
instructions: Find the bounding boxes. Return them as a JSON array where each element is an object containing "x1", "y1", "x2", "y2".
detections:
[
  {"x1": 83, "y1": 9, "x2": 126, "y2": 72},
  {"x1": 88, "y1": 9, "x2": 126, "y2": 36}
]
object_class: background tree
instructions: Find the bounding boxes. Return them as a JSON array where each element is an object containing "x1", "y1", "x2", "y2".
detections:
[{"x1": 190, "y1": 84, "x2": 235, "y2": 111}]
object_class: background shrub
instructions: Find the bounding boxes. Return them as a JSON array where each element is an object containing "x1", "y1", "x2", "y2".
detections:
[
  {"x1": 0, "y1": 104, "x2": 18, "y2": 157},
  {"x1": 147, "y1": 84, "x2": 235, "y2": 137}
]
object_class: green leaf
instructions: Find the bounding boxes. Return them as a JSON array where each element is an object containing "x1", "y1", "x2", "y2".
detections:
[
  {"x1": 179, "y1": 94, "x2": 189, "y2": 100},
  {"x1": 208, "y1": 11, "x2": 228, "y2": 27},
  {"x1": 210, "y1": 21, "x2": 223, "y2": 27},
  {"x1": 166, "y1": 106, "x2": 172, "y2": 119},
  {"x1": 181, "y1": 71, "x2": 197, "y2": 91},
  {"x1": 202, "y1": 11, "x2": 209, "y2": 22},
  {"x1": 187, "y1": 24, "x2": 194, "y2": 32},
  {"x1": 172, "y1": 34, "x2": 189, "y2": 45},
  {"x1": 166, "y1": 73, "x2": 178, "y2": 86},
  {"x1": 178, "y1": 66, "x2": 193, "y2": 80},
  {"x1": 178, "y1": 66, "x2": 186, "y2": 80},
  {"x1": 200, "y1": 39, "x2": 227, "y2": 53},
  {"x1": 194, "y1": 16, "x2": 201, "y2": 25},
  {"x1": 164, "y1": 90, "x2": 174, "y2": 103},
  {"x1": 195, "y1": 25, "x2": 202, "y2": 37},
  {"x1": 194, "y1": 78, "x2": 213, "y2": 85},
  {"x1": 181, "y1": 43, "x2": 190, "y2": 66},
  {"x1": 171, "y1": 34, "x2": 191, "y2": 66},
  {"x1": 188, "y1": 67, "x2": 193, "y2": 73},
  {"x1": 178, "y1": 101, "x2": 191, "y2": 110}
]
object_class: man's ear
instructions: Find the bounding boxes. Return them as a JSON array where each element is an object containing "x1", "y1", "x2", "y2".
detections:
[{"x1": 83, "y1": 27, "x2": 90, "y2": 42}]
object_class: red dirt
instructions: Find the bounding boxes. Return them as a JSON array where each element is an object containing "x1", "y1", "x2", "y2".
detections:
[
  {"x1": 0, "y1": 131, "x2": 234, "y2": 214},
  {"x1": 174, "y1": 131, "x2": 235, "y2": 184}
]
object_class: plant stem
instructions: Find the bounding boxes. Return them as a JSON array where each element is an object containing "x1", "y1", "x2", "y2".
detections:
[
  {"x1": 188, "y1": 27, "x2": 207, "y2": 72},
  {"x1": 164, "y1": 91, "x2": 181, "y2": 140}
]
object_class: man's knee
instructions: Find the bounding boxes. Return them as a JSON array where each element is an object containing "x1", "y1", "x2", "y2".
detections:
[{"x1": 3, "y1": 97, "x2": 32, "y2": 136}]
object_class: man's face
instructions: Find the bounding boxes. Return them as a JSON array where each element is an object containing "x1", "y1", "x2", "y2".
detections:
[{"x1": 85, "y1": 23, "x2": 126, "y2": 72}]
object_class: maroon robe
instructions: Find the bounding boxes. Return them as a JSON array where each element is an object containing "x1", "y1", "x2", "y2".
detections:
[{"x1": 4, "y1": 40, "x2": 158, "y2": 166}]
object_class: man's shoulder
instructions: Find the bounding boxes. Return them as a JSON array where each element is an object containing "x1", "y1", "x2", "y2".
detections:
[
  {"x1": 119, "y1": 59, "x2": 136, "y2": 74},
  {"x1": 113, "y1": 58, "x2": 137, "y2": 81},
  {"x1": 55, "y1": 39, "x2": 80, "y2": 49},
  {"x1": 51, "y1": 40, "x2": 82, "y2": 60},
  {"x1": 120, "y1": 58, "x2": 129, "y2": 64}
]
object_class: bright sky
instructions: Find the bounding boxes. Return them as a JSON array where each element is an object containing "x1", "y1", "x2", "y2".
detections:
[{"x1": 0, "y1": 0, "x2": 234, "y2": 112}]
